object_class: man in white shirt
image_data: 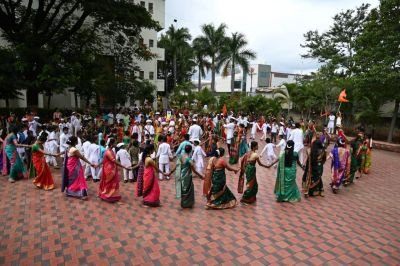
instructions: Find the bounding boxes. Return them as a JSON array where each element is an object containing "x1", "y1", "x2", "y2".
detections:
[
  {"x1": 188, "y1": 119, "x2": 203, "y2": 141},
  {"x1": 223, "y1": 118, "x2": 236, "y2": 154},
  {"x1": 81, "y1": 137, "x2": 92, "y2": 178},
  {"x1": 131, "y1": 121, "x2": 142, "y2": 143},
  {"x1": 87, "y1": 139, "x2": 100, "y2": 182},
  {"x1": 107, "y1": 111, "x2": 115, "y2": 125},
  {"x1": 29, "y1": 116, "x2": 41, "y2": 137},
  {"x1": 156, "y1": 135, "x2": 173, "y2": 180},
  {"x1": 116, "y1": 143, "x2": 132, "y2": 183},
  {"x1": 59, "y1": 127, "x2": 70, "y2": 157},
  {"x1": 260, "y1": 138, "x2": 277, "y2": 165},
  {"x1": 144, "y1": 120, "x2": 155, "y2": 138},
  {"x1": 327, "y1": 112, "x2": 335, "y2": 134},
  {"x1": 288, "y1": 122, "x2": 304, "y2": 164},
  {"x1": 47, "y1": 126, "x2": 59, "y2": 168}
]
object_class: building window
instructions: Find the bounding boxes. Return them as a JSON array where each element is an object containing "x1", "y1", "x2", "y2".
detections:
[
  {"x1": 157, "y1": 60, "x2": 165, "y2": 79},
  {"x1": 139, "y1": 71, "x2": 144, "y2": 79},
  {"x1": 259, "y1": 71, "x2": 267, "y2": 78},
  {"x1": 140, "y1": 1, "x2": 145, "y2": 7},
  {"x1": 148, "y1": 2, "x2": 153, "y2": 13},
  {"x1": 149, "y1": 71, "x2": 154, "y2": 80},
  {"x1": 149, "y1": 39, "x2": 154, "y2": 47}
]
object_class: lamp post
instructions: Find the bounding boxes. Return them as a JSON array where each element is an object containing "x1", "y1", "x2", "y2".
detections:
[{"x1": 249, "y1": 67, "x2": 256, "y2": 95}]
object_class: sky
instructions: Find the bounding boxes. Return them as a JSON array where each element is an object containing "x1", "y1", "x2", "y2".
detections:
[{"x1": 163, "y1": 0, "x2": 380, "y2": 75}]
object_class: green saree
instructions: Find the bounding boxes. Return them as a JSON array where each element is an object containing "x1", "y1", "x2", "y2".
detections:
[
  {"x1": 274, "y1": 152, "x2": 301, "y2": 202},
  {"x1": 241, "y1": 163, "x2": 258, "y2": 204},
  {"x1": 180, "y1": 157, "x2": 195, "y2": 208},
  {"x1": 206, "y1": 169, "x2": 237, "y2": 209}
]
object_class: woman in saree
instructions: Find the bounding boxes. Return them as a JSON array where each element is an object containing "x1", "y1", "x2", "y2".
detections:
[
  {"x1": 229, "y1": 131, "x2": 239, "y2": 165},
  {"x1": 274, "y1": 140, "x2": 302, "y2": 202},
  {"x1": 302, "y1": 139, "x2": 327, "y2": 197},
  {"x1": 98, "y1": 138, "x2": 130, "y2": 203},
  {"x1": 238, "y1": 124, "x2": 248, "y2": 158},
  {"x1": 61, "y1": 136, "x2": 93, "y2": 200},
  {"x1": 5, "y1": 126, "x2": 27, "y2": 182},
  {"x1": 345, "y1": 132, "x2": 363, "y2": 185},
  {"x1": 31, "y1": 135, "x2": 58, "y2": 190},
  {"x1": 328, "y1": 138, "x2": 350, "y2": 193},
  {"x1": 170, "y1": 145, "x2": 204, "y2": 208},
  {"x1": 359, "y1": 134, "x2": 372, "y2": 174},
  {"x1": 142, "y1": 144, "x2": 167, "y2": 207},
  {"x1": 0, "y1": 129, "x2": 6, "y2": 175},
  {"x1": 206, "y1": 147, "x2": 238, "y2": 210},
  {"x1": 239, "y1": 141, "x2": 272, "y2": 204}
]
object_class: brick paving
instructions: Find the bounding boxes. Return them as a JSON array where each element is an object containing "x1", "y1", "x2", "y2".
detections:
[{"x1": 1, "y1": 145, "x2": 399, "y2": 265}]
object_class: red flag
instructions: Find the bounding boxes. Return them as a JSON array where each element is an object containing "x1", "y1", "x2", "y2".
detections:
[
  {"x1": 338, "y1": 89, "x2": 349, "y2": 103},
  {"x1": 222, "y1": 104, "x2": 227, "y2": 115}
]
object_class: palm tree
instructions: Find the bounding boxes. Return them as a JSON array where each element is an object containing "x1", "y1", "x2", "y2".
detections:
[
  {"x1": 158, "y1": 25, "x2": 192, "y2": 89},
  {"x1": 195, "y1": 23, "x2": 227, "y2": 93},
  {"x1": 218, "y1": 32, "x2": 256, "y2": 93},
  {"x1": 273, "y1": 85, "x2": 292, "y2": 116},
  {"x1": 192, "y1": 38, "x2": 211, "y2": 91}
]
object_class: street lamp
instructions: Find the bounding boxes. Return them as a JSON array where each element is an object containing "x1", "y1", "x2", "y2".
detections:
[{"x1": 249, "y1": 67, "x2": 257, "y2": 95}]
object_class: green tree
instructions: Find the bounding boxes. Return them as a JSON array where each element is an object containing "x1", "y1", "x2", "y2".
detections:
[
  {"x1": 195, "y1": 87, "x2": 215, "y2": 108},
  {"x1": 218, "y1": 32, "x2": 256, "y2": 93},
  {"x1": 354, "y1": 0, "x2": 400, "y2": 142},
  {"x1": 192, "y1": 38, "x2": 211, "y2": 91},
  {"x1": 301, "y1": 4, "x2": 370, "y2": 77},
  {"x1": 133, "y1": 79, "x2": 157, "y2": 106},
  {"x1": 0, "y1": 48, "x2": 23, "y2": 108},
  {"x1": 195, "y1": 23, "x2": 228, "y2": 93},
  {"x1": 158, "y1": 25, "x2": 192, "y2": 91},
  {"x1": 170, "y1": 82, "x2": 194, "y2": 109},
  {"x1": 0, "y1": 0, "x2": 158, "y2": 105}
]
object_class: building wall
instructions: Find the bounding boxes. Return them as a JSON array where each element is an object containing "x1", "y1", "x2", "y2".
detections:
[
  {"x1": 270, "y1": 72, "x2": 298, "y2": 87},
  {"x1": 1, "y1": 0, "x2": 165, "y2": 109}
]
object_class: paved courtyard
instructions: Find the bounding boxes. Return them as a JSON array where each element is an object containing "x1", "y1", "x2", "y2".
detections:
[{"x1": 0, "y1": 146, "x2": 399, "y2": 266}]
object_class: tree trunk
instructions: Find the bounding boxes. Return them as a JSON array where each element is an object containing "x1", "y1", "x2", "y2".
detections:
[
  {"x1": 74, "y1": 91, "x2": 78, "y2": 108},
  {"x1": 198, "y1": 68, "x2": 202, "y2": 92},
  {"x1": 173, "y1": 53, "x2": 177, "y2": 89},
  {"x1": 211, "y1": 57, "x2": 216, "y2": 94},
  {"x1": 5, "y1": 98, "x2": 9, "y2": 109},
  {"x1": 387, "y1": 98, "x2": 399, "y2": 143},
  {"x1": 47, "y1": 94, "x2": 52, "y2": 109},
  {"x1": 230, "y1": 60, "x2": 235, "y2": 93}
]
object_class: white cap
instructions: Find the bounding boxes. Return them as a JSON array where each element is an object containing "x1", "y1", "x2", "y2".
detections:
[
  {"x1": 146, "y1": 119, "x2": 152, "y2": 123},
  {"x1": 161, "y1": 121, "x2": 167, "y2": 125},
  {"x1": 169, "y1": 121, "x2": 175, "y2": 126},
  {"x1": 34, "y1": 116, "x2": 40, "y2": 119},
  {"x1": 116, "y1": 143, "x2": 125, "y2": 148},
  {"x1": 192, "y1": 118, "x2": 197, "y2": 122},
  {"x1": 21, "y1": 118, "x2": 28, "y2": 122}
]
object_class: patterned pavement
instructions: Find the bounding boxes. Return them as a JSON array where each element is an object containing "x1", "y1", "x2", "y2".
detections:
[{"x1": 0, "y1": 144, "x2": 399, "y2": 266}]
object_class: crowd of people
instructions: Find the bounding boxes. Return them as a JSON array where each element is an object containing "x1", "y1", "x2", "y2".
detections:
[{"x1": 0, "y1": 107, "x2": 373, "y2": 208}]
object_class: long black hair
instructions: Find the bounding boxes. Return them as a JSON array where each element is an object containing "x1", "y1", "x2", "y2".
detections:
[
  {"x1": 285, "y1": 140, "x2": 295, "y2": 167},
  {"x1": 142, "y1": 144, "x2": 154, "y2": 163},
  {"x1": 310, "y1": 139, "x2": 324, "y2": 167}
]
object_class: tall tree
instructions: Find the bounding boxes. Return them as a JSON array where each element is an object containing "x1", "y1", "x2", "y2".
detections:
[
  {"x1": 0, "y1": 0, "x2": 158, "y2": 104},
  {"x1": 0, "y1": 48, "x2": 23, "y2": 108},
  {"x1": 195, "y1": 23, "x2": 227, "y2": 93},
  {"x1": 301, "y1": 3, "x2": 370, "y2": 77},
  {"x1": 158, "y1": 25, "x2": 192, "y2": 90},
  {"x1": 192, "y1": 38, "x2": 211, "y2": 91},
  {"x1": 354, "y1": 0, "x2": 400, "y2": 142},
  {"x1": 218, "y1": 32, "x2": 256, "y2": 93}
]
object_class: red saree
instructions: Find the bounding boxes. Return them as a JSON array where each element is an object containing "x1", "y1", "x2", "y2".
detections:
[
  {"x1": 32, "y1": 144, "x2": 55, "y2": 190},
  {"x1": 143, "y1": 164, "x2": 160, "y2": 207},
  {"x1": 98, "y1": 150, "x2": 121, "y2": 202}
]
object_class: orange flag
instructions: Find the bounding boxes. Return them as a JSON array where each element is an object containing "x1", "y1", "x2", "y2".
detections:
[
  {"x1": 222, "y1": 104, "x2": 227, "y2": 115},
  {"x1": 338, "y1": 89, "x2": 349, "y2": 103}
]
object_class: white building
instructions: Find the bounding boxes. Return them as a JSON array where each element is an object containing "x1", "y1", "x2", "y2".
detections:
[
  {"x1": 0, "y1": 0, "x2": 165, "y2": 109},
  {"x1": 214, "y1": 64, "x2": 301, "y2": 94}
]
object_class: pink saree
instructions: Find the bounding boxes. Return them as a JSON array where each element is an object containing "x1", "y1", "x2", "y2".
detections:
[
  {"x1": 61, "y1": 151, "x2": 88, "y2": 198},
  {"x1": 98, "y1": 150, "x2": 121, "y2": 202},
  {"x1": 143, "y1": 165, "x2": 160, "y2": 207}
]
